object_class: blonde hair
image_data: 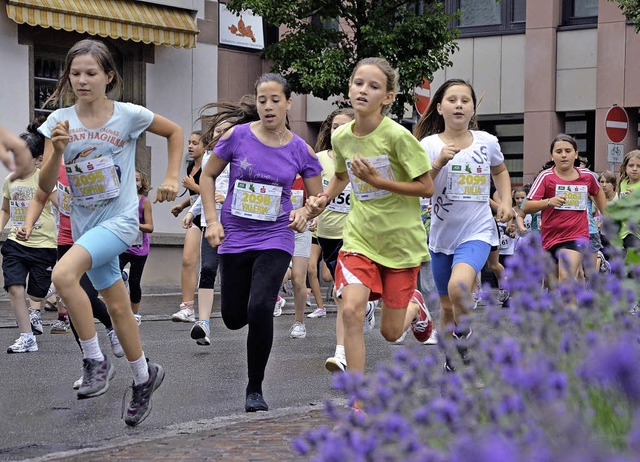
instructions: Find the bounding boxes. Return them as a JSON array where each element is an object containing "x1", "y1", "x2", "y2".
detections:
[
  {"x1": 618, "y1": 149, "x2": 640, "y2": 193},
  {"x1": 350, "y1": 57, "x2": 397, "y2": 115},
  {"x1": 136, "y1": 169, "x2": 151, "y2": 196}
]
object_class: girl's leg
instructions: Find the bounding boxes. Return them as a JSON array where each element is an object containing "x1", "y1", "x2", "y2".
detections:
[
  {"x1": 556, "y1": 248, "x2": 582, "y2": 282},
  {"x1": 126, "y1": 254, "x2": 147, "y2": 314},
  {"x1": 8, "y1": 285, "x2": 30, "y2": 333},
  {"x1": 307, "y1": 242, "x2": 325, "y2": 312},
  {"x1": 341, "y1": 284, "x2": 370, "y2": 374},
  {"x1": 99, "y1": 280, "x2": 142, "y2": 361},
  {"x1": 379, "y1": 301, "x2": 419, "y2": 343},
  {"x1": 190, "y1": 236, "x2": 219, "y2": 345},
  {"x1": 291, "y1": 256, "x2": 309, "y2": 325},
  {"x1": 487, "y1": 248, "x2": 505, "y2": 289},
  {"x1": 447, "y1": 263, "x2": 478, "y2": 322},
  {"x1": 178, "y1": 226, "x2": 202, "y2": 310}
]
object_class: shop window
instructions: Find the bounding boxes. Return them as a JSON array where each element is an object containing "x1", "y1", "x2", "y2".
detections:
[
  {"x1": 448, "y1": 0, "x2": 526, "y2": 36},
  {"x1": 563, "y1": 0, "x2": 598, "y2": 27},
  {"x1": 33, "y1": 52, "x2": 65, "y2": 121}
]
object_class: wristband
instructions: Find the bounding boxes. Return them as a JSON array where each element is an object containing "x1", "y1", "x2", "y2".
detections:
[
  {"x1": 546, "y1": 199, "x2": 551, "y2": 208},
  {"x1": 432, "y1": 162, "x2": 441, "y2": 172},
  {"x1": 317, "y1": 192, "x2": 330, "y2": 201},
  {"x1": 206, "y1": 221, "x2": 219, "y2": 227}
]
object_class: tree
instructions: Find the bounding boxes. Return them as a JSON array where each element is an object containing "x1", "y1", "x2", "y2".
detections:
[
  {"x1": 226, "y1": 0, "x2": 459, "y2": 120},
  {"x1": 610, "y1": 0, "x2": 640, "y2": 32}
]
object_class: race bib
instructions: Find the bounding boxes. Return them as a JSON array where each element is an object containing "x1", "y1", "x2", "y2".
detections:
[
  {"x1": 446, "y1": 163, "x2": 490, "y2": 201},
  {"x1": 323, "y1": 178, "x2": 351, "y2": 213},
  {"x1": 10, "y1": 199, "x2": 40, "y2": 227},
  {"x1": 57, "y1": 181, "x2": 72, "y2": 216},
  {"x1": 66, "y1": 157, "x2": 120, "y2": 205},
  {"x1": 498, "y1": 222, "x2": 514, "y2": 253},
  {"x1": 555, "y1": 185, "x2": 587, "y2": 210},
  {"x1": 291, "y1": 189, "x2": 304, "y2": 209},
  {"x1": 346, "y1": 154, "x2": 393, "y2": 201},
  {"x1": 231, "y1": 180, "x2": 282, "y2": 222}
]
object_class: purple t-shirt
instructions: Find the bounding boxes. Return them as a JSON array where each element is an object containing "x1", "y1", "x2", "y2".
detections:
[
  {"x1": 214, "y1": 123, "x2": 322, "y2": 255},
  {"x1": 125, "y1": 195, "x2": 150, "y2": 256}
]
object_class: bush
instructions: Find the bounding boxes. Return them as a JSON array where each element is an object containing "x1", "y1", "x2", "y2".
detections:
[{"x1": 293, "y1": 232, "x2": 640, "y2": 461}]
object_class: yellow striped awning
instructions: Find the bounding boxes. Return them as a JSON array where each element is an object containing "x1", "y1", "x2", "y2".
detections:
[{"x1": 6, "y1": 0, "x2": 199, "y2": 49}]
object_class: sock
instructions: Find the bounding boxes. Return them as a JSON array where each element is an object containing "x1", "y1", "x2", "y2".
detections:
[
  {"x1": 129, "y1": 354, "x2": 149, "y2": 385},
  {"x1": 276, "y1": 295, "x2": 281, "y2": 302},
  {"x1": 58, "y1": 312, "x2": 68, "y2": 322},
  {"x1": 201, "y1": 319, "x2": 210, "y2": 327},
  {"x1": 80, "y1": 334, "x2": 105, "y2": 361},
  {"x1": 335, "y1": 345, "x2": 345, "y2": 361}
]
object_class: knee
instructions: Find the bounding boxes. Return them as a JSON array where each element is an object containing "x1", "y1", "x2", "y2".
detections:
[
  {"x1": 342, "y1": 302, "x2": 364, "y2": 330},
  {"x1": 52, "y1": 266, "x2": 76, "y2": 290},
  {"x1": 448, "y1": 280, "x2": 470, "y2": 305}
]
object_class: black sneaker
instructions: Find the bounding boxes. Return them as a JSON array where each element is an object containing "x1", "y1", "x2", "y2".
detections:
[
  {"x1": 124, "y1": 363, "x2": 165, "y2": 427},
  {"x1": 453, "y1": 327, "x2": 473, "y2": 366},
  {"x1": 245, "y1": 392, "x2": 269, "y2": 412},
  {"x1": 77, "y1": 356, "x2": 115, "y2": 400}
]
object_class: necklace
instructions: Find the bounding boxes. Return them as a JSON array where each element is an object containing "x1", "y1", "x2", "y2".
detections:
[{"x1": 265, "y1": 127, "x2": 288, "y2": 146}]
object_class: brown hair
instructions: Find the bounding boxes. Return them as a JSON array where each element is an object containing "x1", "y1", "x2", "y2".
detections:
[
  {"x1": 618, "y1": 149, "x2": 640, "y2": 193},
  {"x1": 136, "y1": 169, "x2": 151, "y2": 196},
  {"x1": 314, "y1": 108, "x2": 355, "y2": 152},
  {"x1": 45, "y1": 39, "x2": 122, "y2": 108},
  {"x1": 199, "y1": 95, "x2": 259, "y2": 150},
  {"x1": 413, "y1": 79, "x2": 478, "y2": 140},
  {"x1": 598, "y1": 170, "x2": 617, "y2": 186},
  {"x1": 349, "y1": 57, "x2": 397, "y2": 116}
]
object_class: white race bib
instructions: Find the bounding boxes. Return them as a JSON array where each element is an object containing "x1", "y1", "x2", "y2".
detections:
[
  {"x1": 66, "y1": 157, "x2": 120, "y2": 205},
  {"x1": 346, "y1": 154, "x2": 393, "y2": 201},
  {"x1": 555, "y1": 185, "x2": 587, "y2": 211},
  {"x1": 446, "y1": 163, "x2": 490, "y2": 201},
  {"x1": 57, "y1": 181, "x2": 72, "y2": 216},
  {"x1": 290, "y1": 189, "x2": 304, "y2": 209},
  {"x1": 323, "y1": 178, "x2": 351, "y2": 213},
  {"x1": 10, "y1": 199, "x2": 40, "y2": 227},
  {"x1": 231, "y1": 180, "x2": 282, "y2": 222}
]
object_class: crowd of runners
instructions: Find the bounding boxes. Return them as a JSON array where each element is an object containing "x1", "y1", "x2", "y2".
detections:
[{"x1": 1, "y1": 38, "x2": 638, "y2": 426}]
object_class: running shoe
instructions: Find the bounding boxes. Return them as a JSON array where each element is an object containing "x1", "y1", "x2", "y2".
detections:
[
  {"x1": 107, "y1": 328, "x2": 125, "y2": 358},
  {"x1": 307, "y1": 307, "x2": 326, "y2": 318},
  {"x1": 122, "y1": 269, "x2": 129, "y2": 291},
  {"x1": 289, "y1": 321, "x2": 307, "y2": 339},
  {"x1": 29, "y1": 309, "x2": 43, "y2": 335},
  {"x1": 50, "y1": 319, "x2": 71, "y2": 334},
  {"x1": 171, "y1": 304, "x2": 195, "y2": 322},
  {"x1": 124, "y1": 362, "x2": 165, "y2": 426},
  {"x1": 325, "y1": 356, "x2": 347, "y2": 373},
  {"x1": 497, "y1": 289, "x2": 510, "y2": 304},
  {"x1": 410, "y1": 290, "x2": 433, "y2": 343},
  {"x1": 77, "y1": 356, "x2": 115, "y2": 400},
  {"x1": 281, "y1": 280, "x2": 293, "y2": 295},
  {"x1": 72, "y1": 376, "x2": 83, "y2": 390},
  {"x1": 190, "y1": 321, "x2": 211, "y2": 346},
  {"x1": 598, "y1": 251, "x2": 611, "y2": 273},
  {"x1": 423, "y1": 328, "x2": 438, "y2": 345},
  {"x1": 364, "y1": 301, "x2": 376, "y2": 333},
  {"x1": 453, "y1": 327, "x2": 473, "y2": 366},
  {"x1": 245, "y1": 392, "x2": 269, "y2": 412},
  {"x1": 7, "y1": 335, "x2": 38, "y2": 353},
  {"x1": 133, "y1": 314, "x2": 142, "y2": 326},
  {"x1": 43, "y1": 300, "x2": 58, "y2": 312},
  {"x1": 273, "y1": 296, "x2": 285, "y2": 317},
  {"x1": 392, "y1": 327, "x2": 410, "y2": 345}
]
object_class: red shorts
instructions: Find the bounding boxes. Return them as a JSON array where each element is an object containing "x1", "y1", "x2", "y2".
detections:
[{"x1": 334, "y1": 251, "x2": 420, "y2": 309}]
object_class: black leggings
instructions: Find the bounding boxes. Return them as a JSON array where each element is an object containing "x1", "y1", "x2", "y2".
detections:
[
  {"x1": 57, "y1": 245, "x2": 113, "y2": 349},
  {"x1": 118, "y1": 252, "x2": 148, "y2": 304},
  {"x1": 219, "y1": 249, "x2": 291, "y2": 396}
]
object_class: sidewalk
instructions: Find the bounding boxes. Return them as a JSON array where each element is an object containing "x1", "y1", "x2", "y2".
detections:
[{"x1": 30, "y1": 405, "x2": 329, "y2": 461}]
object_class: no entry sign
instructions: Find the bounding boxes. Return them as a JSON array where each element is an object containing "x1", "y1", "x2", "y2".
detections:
[
  {"x1": 605, "y1": 106, "x2": 629, "y2": 143},
  {"x1": 414, "y1": 78, "x2": 431, "y2": 116}
]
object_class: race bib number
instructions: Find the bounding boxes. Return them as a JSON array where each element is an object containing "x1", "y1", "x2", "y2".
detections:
[
  {"x1": 57, "y1": 181, "x2": 72, "y2": 216},
  {"x1": 10, "y1": 199, "x2": 40, "y2": 227},
  {"x1": 346, "y1": 154, "x2": 393, "y2": 201},
  {"x1": 498, "y1": 223, "x2": 514, "y2": 252},
  {"x1": 291, "y1": 189, "x2": 304, "y2": 209},
  {"x1": 446, "y1": 163, "x2": 490, "y2": 201},
  {"x1": 555, "y1": 185, "x2": 587, "y2": 210},
  {"x1": 323, "y1": 178, "x2": 351, "y2": 213},
  {"x1": 66, "y1": 157, "x2": 120, "y2": 205},
  {"x1": 231, "y1": 180, "x2": 282, "y2": 222}
]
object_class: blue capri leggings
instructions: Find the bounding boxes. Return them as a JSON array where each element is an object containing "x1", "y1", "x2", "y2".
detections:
[
  {"x1": 430, "y1": 240, "x2": 491, "y2": 296},
  {"x1": 75, "y1": 226, "x2": 130, "y2": 291}
]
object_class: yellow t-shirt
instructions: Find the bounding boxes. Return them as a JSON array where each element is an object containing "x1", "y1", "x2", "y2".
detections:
[
  {"x1": 332, "y1": 117, "x2": 430, "y2": 268},
  {"x1": 2, "y1": 169, "x2": 57, "y2": 248},
  {"x1": 316, "y1": 150, "x2": 348, "y2": 240}
]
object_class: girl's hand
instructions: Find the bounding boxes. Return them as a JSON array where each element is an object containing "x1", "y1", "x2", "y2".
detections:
[
  {"x1": 306, "y1": 195, "x2": 327, "y2": 218},
  {"x1": 182, "y1": 175, "x2": 196, "y2": 190},
  {"x1": 215, "y1": 191, "x2": 225, "y2": 204},
  {"x1": 15, "y1": 225, "x2": 32, "y2": 241},
  {"x1": 506, "y1": 222, "x2": 516, "y2": 238},
  {"x1": 51, "y1": 121, "x2": 70, "y2": 154},
  {"x1": 170, "y1": 204, "x2": 183, "y2": 217},
  {"x1": 518, "y1": 225, "x2": 528, "y2": 235},
  {"x1": 204, "y1": 222, "x2": 224, "y2": 247},
  {"x1": 548, "y1": 196, "x2": 566, "y2": 208},
  {"x1": 182, "y1": 212, "x2": 194, "y2": 229},
  {"x1": 153, "y1": 180, "x2": 179, "y2": 203},
  {"x1": 436, "y1": 143, "x2": 460, "y2": 169},
  {"x1": 495, "y1": 203, "x2": 513, "y2": 223},
  {"x1": 309, "y1": 217, "x2": 318, "y2": 232},
  {"x1": 289, "y1": 208, "x2": 308, "y2": 232},
  {"x1": 350, "y1": 155, "x2": 381, "y2": 186}
]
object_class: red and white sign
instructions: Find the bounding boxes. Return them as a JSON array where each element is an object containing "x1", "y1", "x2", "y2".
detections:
[
  {"x1": 605, "y1": 105, "x2": 629, "y2": 143},
  {"x1": 414, "y1": 78, "x2": 431, "y2": 116}
]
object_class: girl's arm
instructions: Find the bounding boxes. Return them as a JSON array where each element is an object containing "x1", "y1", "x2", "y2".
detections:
[
  {"x1": 146, "y1": 115, "x2": 183, "y2": 203},
  {"x1": 171, "y1": 196, "x2": 191, "y2": 216},
  {"x1": 15, "y1": 188, "x2": 48, "y2": 241},
  {"x1": 0, "y1": 126, "x2": 25, "y2": 171},
  {"x1": 516, "y1": 208, "x2": 527, "y2": 234},
  {"x1": 306, "y1": 171, "x2": 350, "y2": 216},
  {"x1": 0, "y1": 197, "x2": 11, "y2": 230},
  {"x1": 491, "y1": 163, "x2": 513, "y2": 222},
  {"x1": 139, "y1": 197, "x2": 154, "y2": 233},
  {"x1": 201, "y1": 153, "x2": 230, "y2": 248},
  {"x1": 40, "y1": 121, "x2": 69, "y2": 193},
  {"x1": 349, "y1": 155, "x2": 434, "y2": 197},
  {"x1": 592, "y1": 188, "x2": 608, "y2": 217},
  {"x1": 523, "y1": 196, "x2": 565, "y2": 214}
]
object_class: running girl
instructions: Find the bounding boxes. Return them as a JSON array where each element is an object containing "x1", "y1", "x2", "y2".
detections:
[{"x1": 617, "y1": 150, "x2": 640, "y2": 264}]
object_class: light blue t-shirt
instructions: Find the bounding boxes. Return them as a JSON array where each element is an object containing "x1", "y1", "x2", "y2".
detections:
[{"x1": 39, "y1": 102, "x2": 154, "y2": 246}]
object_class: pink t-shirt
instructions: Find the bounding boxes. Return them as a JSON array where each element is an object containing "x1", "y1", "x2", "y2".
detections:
[{"x1": 528, "y1": 166, "x2": 599, "y2": 250}]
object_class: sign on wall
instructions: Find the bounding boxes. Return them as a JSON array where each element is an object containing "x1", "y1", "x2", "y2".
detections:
[{"x1": 219, "y1": 3, "x2": 265, "y2": 50}]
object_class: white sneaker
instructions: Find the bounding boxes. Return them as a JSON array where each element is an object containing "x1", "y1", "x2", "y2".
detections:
[
  {"x1": 363, "y1": 301, "x2": 376, "y2": 333},
  {"x1": 273, "y1": 297, "x2": 285, "y2": 317},
  {"x1": 7, "y1": 335, "x2": 38, "y2": 353},
  {"x1": 392, "y1": 327, "x2": 410, "y2": 345},
  {"x1": 289, "y1": 321, "x2": 306, "y2": 339},
  {"x1": 307, "y1": 307, "x2": 326, "y2": 318},
  {"x1": 133, "y1": 314, "x2": 142, "y2": 326},
  {"x1": 72, "y1": 376, "x2": 83, "y2": 390},
  {"x1": 107, "y1": 328, "x2": 125, "y2": 358},
  {"x1": 423, "y1": 328, "x2": 438, "y2": 345},
  {"x1": 171, "y1": 305, "x2": 195, "y2": 323},
  {"x1": 29, "y1": 309, "x2": 43, "y2": 335},
  {"x1": 190, "y1": 320, "x2": 211, "y2": 346},
  {"x1": 325, "y1": 356, "x2": 346, "y2": 373}
]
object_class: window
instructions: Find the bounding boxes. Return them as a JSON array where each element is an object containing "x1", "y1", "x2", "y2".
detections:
[
  {"x1": 563, "y1": 0, "x2": 598, "y2": 27},
  {"x1": 479, "y1": 119, "x2": 524, "y2": 187},
  {"x1": 448, "y1": 0, "x2": 526, "y2": 36},
  {"x1": 564, "y1": 111, "x2": 595, "y2": 166}
]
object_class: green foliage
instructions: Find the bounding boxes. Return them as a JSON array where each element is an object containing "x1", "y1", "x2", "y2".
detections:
[
  {"x1": 604, "y1": 189, "x2": 640, "y2": 247},
  {"x1": 610, "y1": 0, "x2": 640, "y2": 32},
  {"x1": 225, "y1": 0, "x2": 459, "y2": 119}
]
